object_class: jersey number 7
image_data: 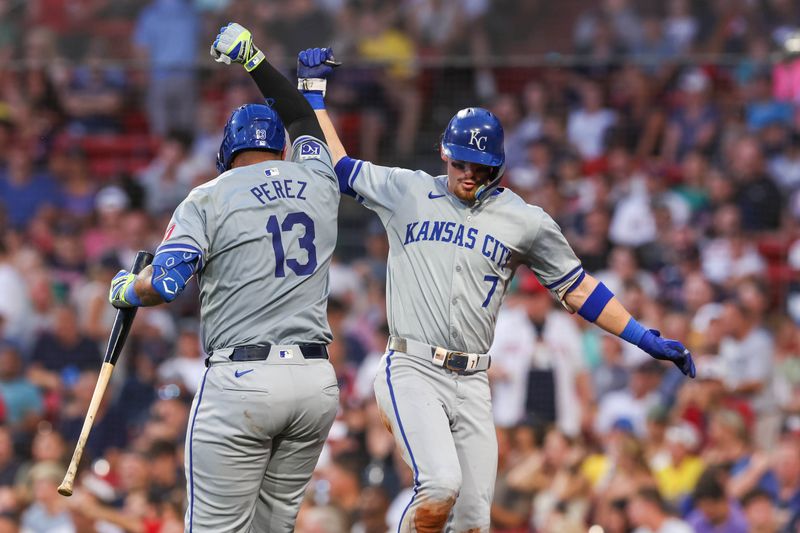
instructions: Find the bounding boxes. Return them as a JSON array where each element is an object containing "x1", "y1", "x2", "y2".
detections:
[{"x1": 266, "y1": 212, "x2": 317, "y2": 277}]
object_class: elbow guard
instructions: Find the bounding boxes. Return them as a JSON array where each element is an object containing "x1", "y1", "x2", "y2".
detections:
[{"x1": 151, "y1": 247, "x2": 202, "y2": 302}]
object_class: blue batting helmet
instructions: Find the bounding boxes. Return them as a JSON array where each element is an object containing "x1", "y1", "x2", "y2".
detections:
[
  {"x1": 216, "y1": 103, "x2": 286, "y2": 173},
  {"x1": 441, "y1": 107, "x2": 505, "y2": 201}
]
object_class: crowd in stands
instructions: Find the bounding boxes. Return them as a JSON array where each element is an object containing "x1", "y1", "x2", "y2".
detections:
[{"x1": 2, "y1": 0, "x2": 800, "y2": 531}]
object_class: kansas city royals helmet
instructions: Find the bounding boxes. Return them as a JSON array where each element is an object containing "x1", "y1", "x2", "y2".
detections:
[
  {"x1": 216, "y1": 103, "x2": 286, "y2": 173},
  {"x1": 441, "y1": 107, "x2": 505, "y2": 201}
]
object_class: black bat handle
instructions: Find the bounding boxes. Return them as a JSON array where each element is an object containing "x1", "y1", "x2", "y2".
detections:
[{"x1": 103, "y1": 250, "x2": 154, "y2": 366}]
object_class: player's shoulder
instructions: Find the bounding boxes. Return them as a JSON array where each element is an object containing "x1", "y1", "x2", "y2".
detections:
[{"x1": 488, "y1": 187, "x2": 548, "y2": 217}]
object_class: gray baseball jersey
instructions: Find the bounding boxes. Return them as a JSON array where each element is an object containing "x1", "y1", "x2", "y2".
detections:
[
  {"x1": 340, "y1": 161, "x2": 582, "y2": 353},
  {"x1": 159, "y1": 135, "x2": 341, "y2": 533},
  {"x1": 158, "y1": 135, "x2": 339, "y2": 354},
  {"x1": 338, "y1": 157, "x2": 583, "y2": 531}
]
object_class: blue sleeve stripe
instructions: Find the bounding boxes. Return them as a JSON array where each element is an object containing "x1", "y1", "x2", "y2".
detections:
[
  {"x1": 334, "y1": 156, "x2": 358, "y2": 197},
  {"x1": 577, "y1": 282, "x2": 614, "y2": 322},
  {"x1": 620, "y1": 317, "x2": 647, "y2": 345},
  {"x1": 349, "y1": 160, "x2": 363, "y2": 188},
  {"x1": 545, "y1": 265, "x2": 583, "y2": 289},
  {"x1": 564, "y1": 270, "x2": 586, "y2": 294}
]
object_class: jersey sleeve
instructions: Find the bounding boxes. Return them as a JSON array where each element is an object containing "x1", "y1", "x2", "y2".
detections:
[
  {"x1": 523, "y1": 206, "x2": 583, "y2": 300},
  {"x1": 334, "y1": 157, "x2": 408, "y2": 214},
  {"x1": 156, "y1": 188, "x2": 213, "y2": 271},
  {"x1": 289, "y1": 135, "x2": 336, "y2": 182}
]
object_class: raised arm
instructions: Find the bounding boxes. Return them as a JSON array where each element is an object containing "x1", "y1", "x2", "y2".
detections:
[{"x1": 210, "y1": 23, "x2": 325, "y2": 143}]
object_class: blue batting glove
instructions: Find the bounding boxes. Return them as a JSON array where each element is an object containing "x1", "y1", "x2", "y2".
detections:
[
  {"x1": 637, "y1": 330, "x2": 696, "y2": 378},
  {"x1": 298, "y1": 47, "x2": 335, "y2": 79},
  {"x1": 109, "y1": 270, "x2": 141, "y2": 308},
  {"x1": 210, "y1": 22, "x2": 265, "y2": 72}
]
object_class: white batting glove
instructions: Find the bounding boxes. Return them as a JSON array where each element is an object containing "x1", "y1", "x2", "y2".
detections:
[{"x1": 210, "y1": 22, "x2": 265, "y2": 72}]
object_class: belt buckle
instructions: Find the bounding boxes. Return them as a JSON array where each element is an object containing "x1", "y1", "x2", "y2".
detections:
[{"x1": 444, "y1": 351, "x2": 470, "y2": 372}]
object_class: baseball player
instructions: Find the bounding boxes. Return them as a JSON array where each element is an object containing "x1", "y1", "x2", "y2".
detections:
[
  {"x1": 109, "y1": 32, "x2": 342, "y2": 532},
  {"x1": 213, "y1": 26, "x2": 696, "y2": 533}
]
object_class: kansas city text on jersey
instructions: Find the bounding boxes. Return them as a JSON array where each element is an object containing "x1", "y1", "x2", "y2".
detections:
[{"x1": 403, "y1": 220, "x2": 513, "y2": 269}]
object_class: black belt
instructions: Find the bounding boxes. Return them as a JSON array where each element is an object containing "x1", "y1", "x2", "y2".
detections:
[{"x1": 229, "y1": 344, "x2": 328, "y2": 362}]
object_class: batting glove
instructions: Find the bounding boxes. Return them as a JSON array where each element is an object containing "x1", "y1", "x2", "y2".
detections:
[
  {"x1": 210, "y1": 22, "x2": 265, "y2": 72},
  {"x1": 637, "y1": 329, "x2": 696, "y2": 378},
  {"x1": 298, "y1": 47, "x2": 336, "y2": 79},
  {"x1": 109, "y1": 270, "x2": 141, "y2": 308}
]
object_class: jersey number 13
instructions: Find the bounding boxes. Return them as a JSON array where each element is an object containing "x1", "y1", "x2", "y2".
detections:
[{"x1": 266, "y1": 212, "x2": 317, "y2": 277}]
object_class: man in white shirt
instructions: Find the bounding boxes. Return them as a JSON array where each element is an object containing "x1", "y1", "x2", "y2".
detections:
[{"x1": 489, "y1": 269, "x2": 591, "y2": 436}]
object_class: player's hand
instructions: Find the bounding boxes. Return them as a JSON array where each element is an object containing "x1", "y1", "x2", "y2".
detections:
[
  {"x1": 109, "y1": 270, "x2": 138, "y2": 308},
  {"x1": 638, "y1": 329, "x2": 696, "y2": 378},
  {"x1": 298, "y1": 47, "x2": 336, "y2": 79},
  {"x1": 210, "y1": 22, "x2": 264, "y2": 72}
]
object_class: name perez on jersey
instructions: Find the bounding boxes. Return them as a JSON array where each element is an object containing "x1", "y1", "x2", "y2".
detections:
[
  {"x1": 250, "y1": 178, "x2": 309, "y2": 205},
  {"x1": 403, "y1": 220, "x2": 513, "y2": 269}
]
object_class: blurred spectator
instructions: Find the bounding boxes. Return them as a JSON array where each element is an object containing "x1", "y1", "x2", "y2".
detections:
[
  {"x1": 653, "y1": 423, "x2": 705, "y2": 504},
  {"x1": 662, "y1": 68, "x2": 719, "y2": 163},
  {"x1": 133, "y1": 0, "x2": 200, "y2": 136},
  {"x1": 489, "y1": 270, "x2": 591, "y2": 436},
  {"x1": 567, "y1": 81, "x2": 616, "y2": 161},
  {"x1": 730, "y1": 135, "x2": 783, "y2": 232},
  {"x1": 0, "y1": 145, "x2": 62, "y2": 230},
  {"x1": 718, "y1": 299, "x2": 778, "y2": 449},
  {"x1": 0, "y1": 240, "x2": 33, "y2": 347},
  {"x1": 741, "y1": 488, "x2": 780, "y2": 533},
  {"x1": 0, "y1": 344, "x2": 42, "y2": 434},
  {"x1": 0, "y1": 426, "x2": 21, "y2": 486},
  {"x1": 20, "y1": 461, "x2": 75, "y2": 533},
  {"x1": 157, "y1": 319, "x2": 205, "y2": 395},
  {"x1": 595, "y1": 361, "x2": 665, "y2": 437},
  {"x1": 686, "y1": 466, "x2": 749, "y2": 533},
  {"x1": 138, "y1": 130, "x2": 198, "y2": 216},
  {"x1": 628, "y1": 486, "x2": 693, "y2": 533},
  {"x1": 768, "y1": 130, "x2": 800, "y2": 192},
  {"x1": 27, "y1": 305, "x2": 101, "y2": 394},
  {"x1": 60, "y1": 37, "x2": 126, "y2": 136},
  {"x1": 701, "y1": 204, "x2": 766, "y2": 287}
]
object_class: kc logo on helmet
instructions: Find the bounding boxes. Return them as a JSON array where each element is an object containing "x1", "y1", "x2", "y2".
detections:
[
  {"x1": 469, "y1": 130, "x2": 487, "y2": 150},
  {"x1": 256, "y1": 129, "x2": 267, "y2": 140}
]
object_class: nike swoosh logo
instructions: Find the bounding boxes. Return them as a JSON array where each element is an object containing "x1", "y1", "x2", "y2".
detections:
[
  {"x1": 428, "y1": 191, "x2": 446, "y2": 199},
  {"x1": 234, "y1": 369, "x2": 254, "y2": 378}
]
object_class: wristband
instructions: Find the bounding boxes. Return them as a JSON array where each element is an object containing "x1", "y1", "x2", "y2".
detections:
[
  {"x1": 123, "y1": 280, "x2": 142, "y2": 306},
  {"x1": 244, "y1": 49, "x2": 265, "y2": 72},
  {"x1": 298, "y1": 78, "x2": 328, "y2": 95}
]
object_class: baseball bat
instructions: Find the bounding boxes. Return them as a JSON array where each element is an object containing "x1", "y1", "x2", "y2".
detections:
[{"x1": 58, "y1": 250, "x2": 154, "y2": 497}]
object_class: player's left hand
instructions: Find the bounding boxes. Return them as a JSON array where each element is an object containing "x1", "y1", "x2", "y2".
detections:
[
  {"x1": 638, "y1": 329, "x2": 696, "y2": 378},
  {"x1": 109, "y1": 270, "x2": 138, "y2": 308},
  {"x1": 210, "y1": 22, "x2": 264, "y2": 71},
  {"x1": 298, "y1": 47, "x2": 336, "y2": 79}
]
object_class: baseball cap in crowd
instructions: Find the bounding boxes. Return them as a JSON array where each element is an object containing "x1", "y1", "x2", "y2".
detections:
[
  {"x1": 612, "y1": 417, "x2": 635, "y2": 434},
  {"x1": 95, "y1": 185, "x2": 130, "y2": 212}
]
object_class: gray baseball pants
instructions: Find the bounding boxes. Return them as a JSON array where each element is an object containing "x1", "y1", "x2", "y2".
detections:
[
  {"x1": 373, "y1": 349, "x2": 497, "y2": 533},
  {"x1": 184, "y1": 346, "x2": 339, "y2": 532}
]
